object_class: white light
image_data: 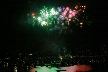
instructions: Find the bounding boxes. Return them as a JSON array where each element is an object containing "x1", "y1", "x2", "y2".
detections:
[
  {"x1": 33, "y1": 16, "x2": 35, "y2": 18},
  {"x1": 80, "y1": 22, "x2": 83, "y2": 25},
  {"x1": 70, "y1": 56, "x2": 73, "y2": 58},
  {"x1": 29, "y1": 53, "x2": 33, "y2": 55}
]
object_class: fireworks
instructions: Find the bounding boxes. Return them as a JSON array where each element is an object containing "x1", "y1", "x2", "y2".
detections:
[
  {"x1": 27, "y1": 12, "x2": 37, "y2": 25},
  {"x1": 57, "y1": 6, "x2": 78, "y2": 27},
  {"x1": 57, "y1": 6, "x2": 77, "y2": 20},
  {"x1": 37, "y1": 6, "x2": 58, "y2": 26},
  {"x1": 27, "y1": 4, "x2": 92, "y2": 31}
]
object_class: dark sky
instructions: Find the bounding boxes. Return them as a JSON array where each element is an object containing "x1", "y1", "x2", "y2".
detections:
[{"x1": 0, "y1": 0, "x2": 108, "y2": 54}]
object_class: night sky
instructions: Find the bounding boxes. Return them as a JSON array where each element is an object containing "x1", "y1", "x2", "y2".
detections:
[{"x1": 0, "y1": 0, "x2": 108, "y2": 54}]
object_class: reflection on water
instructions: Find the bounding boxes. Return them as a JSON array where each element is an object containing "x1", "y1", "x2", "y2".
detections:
[
  {"x1": 3, "y1": 62, "x2": 107, "y2": 72},
  {"x1": 2, "y1": 63, "x2": 107, "y2": 72},
  {"x1": 28, "y1": 65, "x2": 91, "y2": 72}
]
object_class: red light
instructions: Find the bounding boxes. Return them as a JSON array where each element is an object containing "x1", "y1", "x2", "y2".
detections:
[
  {"x1": 75, "y1": 5, "x2": 79, "y2": 9},
  {"x1": 84, "y1": 5, "x2": 86, "y2": 8},
  {"x1": 31, "y1": 12, "x2": 35, "y2": 16}
]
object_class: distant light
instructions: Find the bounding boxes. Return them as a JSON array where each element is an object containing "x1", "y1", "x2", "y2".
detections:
[
  {"x1": 29, "y1": 53, "x2": 33, "y2": 55},
  {"x1": 69, "y1": 19, "x2": 71, "y2": 21},
  {"x1": 80, "y1": 22, "x2": 83, "y2": 25},
  {"x1": 75, "y1": 5, "x2": 79, "y2": 9},
  {"x1": 32, "y1": 13, "x2": 34, "y2": 16},
  {"x1": 70, "y1": 56, "x2": 72, "y2": 58},
  {"x1": 14, "y1": 66, "x2": 17, "y2": 72},
  {"x1": 84, "y1": 5, "x2": 86, "y2": 8},
  {"x1": 60, "y1": 57, "x2": 62, "y2": 60},
  {"x1": 83, "y1": 10, "x2": 84, "y2": 12},
  {"x1": 32, "y1": 12, "x2": 35, "y2": 16}
]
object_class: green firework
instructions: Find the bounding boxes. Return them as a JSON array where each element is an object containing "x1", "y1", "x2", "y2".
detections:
[{"x1": 37, "y1": 6, "x2": 58, "y2": 26}]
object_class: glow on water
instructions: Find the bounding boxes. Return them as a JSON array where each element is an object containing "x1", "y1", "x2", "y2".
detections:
[{"x1": 29, "y1": 65, "x2": 91, "y2": 72}]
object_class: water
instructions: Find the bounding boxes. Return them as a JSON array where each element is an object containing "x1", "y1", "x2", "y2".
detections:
[
  {"x1": 11, "y1": 65, "x2": 91, "y2": 72},
  {"x1": 1, "y1": 62, "x2": 107, "y2": 72}
]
